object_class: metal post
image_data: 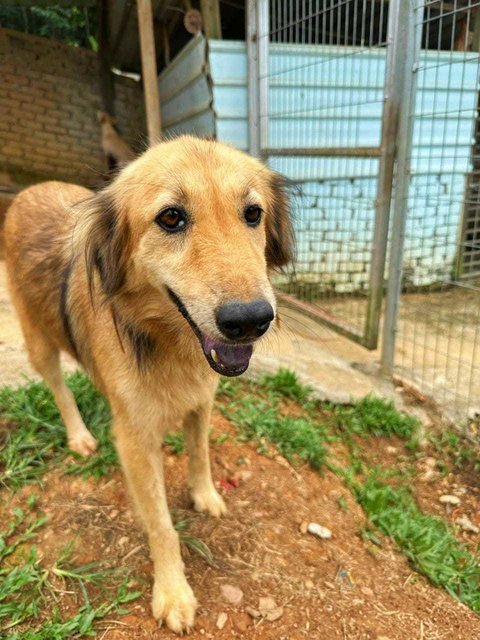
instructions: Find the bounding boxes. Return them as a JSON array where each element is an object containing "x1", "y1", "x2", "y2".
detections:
[
  {"x1": 364, "y1": 0, "x2": 411, "y2": 349},
  {"x1": 247, "y1": 0, "x2": 269, "y2": 157},
  {"x1": 381, "y1": 0, "x2": 424, "y2": 374}
]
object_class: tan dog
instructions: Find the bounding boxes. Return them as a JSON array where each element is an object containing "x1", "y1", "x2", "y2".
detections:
[
  {"x1": 4, "y1": 136, "x2": 292, "y2": 633},
  {"x1": 97, "y1": 111, "x2": 136, "y2": 170}
]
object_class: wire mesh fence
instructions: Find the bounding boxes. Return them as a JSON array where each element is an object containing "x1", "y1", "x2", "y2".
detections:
[
  {"x1": 259, "y1": 0, "x2": 392, "y2": 347},
  {"x1": 393, "y1": 0, "x2": 480, "y2": 426},
  {"x1": 248, "y1": 0, "x2": 480, "y2": 426}
]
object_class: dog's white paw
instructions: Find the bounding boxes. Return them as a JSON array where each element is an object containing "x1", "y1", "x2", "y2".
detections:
[
  {"x1": 68, "y1": 429, "x2": 98, "y2": 456},
  {"x1": 152, "y1": 577, "x2": 197, "y2": 634},
  {"x1": 191, "y1": 486, "x2": 227, "y2": 517}
]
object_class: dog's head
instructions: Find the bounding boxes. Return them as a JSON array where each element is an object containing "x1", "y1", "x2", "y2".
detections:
[{"x1": 83, "y1": 136, "x2": 293, "y2": 376}]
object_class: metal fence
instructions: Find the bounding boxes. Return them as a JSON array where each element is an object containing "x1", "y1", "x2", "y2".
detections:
[
  {"x1": 385, "y1": 0, "x2": 480, "y2": 426},
  {"x1": 248, "y1": 0, "x2": 480, "y2": 426}
]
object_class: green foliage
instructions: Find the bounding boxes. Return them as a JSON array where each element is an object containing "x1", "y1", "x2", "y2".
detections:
[
  {"x1": 0, "y1": 506, "x2": 140, "y2": 638},
  {"x1": 336, "y1": 395, "x2": 419, "y2": 440},
  {"x1": 353, "y1": 473, "x2": 480, "y2": 612},
  {"x1": 0, "y1": 6, "x2": 97, "y2": 49},
  {"x1": 0, "y1": 373, "x2": 115, "y2": 490},
  {"x1": 163, "y1": 432, "x2": 185, "y2": 456},
  {"x1": 260, "y1": 368, "x2": 313, "y2": 404}
]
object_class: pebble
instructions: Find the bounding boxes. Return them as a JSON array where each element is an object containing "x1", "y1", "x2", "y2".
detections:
[
  {"x1": 439, "y1": 494, "x2": 460, "y2": 505},
  {"x1": 361, "y1": 586, "x2": 374, "y2": 597},
  {"x1": 299, "y1": 521, "x2": 309, "y2": 535},
  {"x1": 307, "y1": 523, "x2": 332, "y2": 539},
  {"x1": 456, "y1": 514, "x2": 480, "y2": 534},
  {"x1": 216, "y1": 612, "x2": 228, "y2": 630},
  {"x1": 231, "y1": 612, "x2": 252, "y2": 632},
  {"x1": 220, "y1": 584, "x2": 243, "y2": 606},
  {"x1": 424, "y1": 457, "x2": 437, "y2": 468},
  {"x1": 258, "y1": 597, "x2": 284, "y2": 622},
  {"x1": 385, "y1": 446, "x2": 397, "y2": 454}
]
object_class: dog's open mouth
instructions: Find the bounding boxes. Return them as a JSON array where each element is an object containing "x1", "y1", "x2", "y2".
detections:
[{"x1": 166, "y1": 287, "x2": 253, "y2": 377}]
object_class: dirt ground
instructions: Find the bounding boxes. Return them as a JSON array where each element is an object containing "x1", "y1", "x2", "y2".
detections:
[{"x1": 4, "y1": 410, "x2": 480, "y2": 640}]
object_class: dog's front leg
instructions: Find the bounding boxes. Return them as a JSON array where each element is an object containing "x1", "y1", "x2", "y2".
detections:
[
  {"x1": 113, "y1": 416, "x2": 197, "y2": 634},
  {"x1": 184, "y1": 403, "x2": 226, "y2": 517}
]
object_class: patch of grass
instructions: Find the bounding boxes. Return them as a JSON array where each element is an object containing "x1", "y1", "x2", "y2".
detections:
[
  {"x1": 430, "y1": 429, "x2": 480, "y2": 471},
  {"x1": 260, "y1": 368, "x2": 313, "y2": 404},
  {"x1": 336, "y1": 395, "x2": 419, "y2": 440},
  {"x1": 0, "y1": 373, "x2": 115, "y2": 489},
  {"x1": 173, "y1": 512, "x2": 214, "y2": 566},
  {"x1": 163, "y1": 432, "x2": 185, "y2": 455},
  {"x1": 353, "y1": 473, "x2": 480, "y2": 612},
  {"x1": 0, "y1": 507, "x2": 140, "y2": 638},
  {"x1": 218, "y1": 383, "x2": 330, "y2": 471}
]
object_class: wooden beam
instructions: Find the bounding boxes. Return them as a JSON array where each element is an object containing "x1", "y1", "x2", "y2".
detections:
[
  {"x1": 200, "y1": 0, "x2": 222, "y2": 39},
  {"x1": 97, "y1": 0, "x2": 115, "y2": 115},
  {"x1": 137, "y1": 0, "x2": 162, "y2": 144}
]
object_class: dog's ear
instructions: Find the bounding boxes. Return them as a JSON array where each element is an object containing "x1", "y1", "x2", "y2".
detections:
[
  {"x1": 83, "y1": 191, "x2": 131, "y2": 298},
  {"x1": 265, "y1": 172, "x2": 294, "y2": 268}
]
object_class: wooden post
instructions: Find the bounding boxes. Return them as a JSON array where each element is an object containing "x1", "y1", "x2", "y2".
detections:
[
  {"x1": 98, "y1": 0, "x2": 115, "y2": 115},
  {"x1": 137, "y1": 0, "x2": 162, "y2": 144},
  {"x1": 200, "y1": 0, "x2": 222, "y2": 39}
]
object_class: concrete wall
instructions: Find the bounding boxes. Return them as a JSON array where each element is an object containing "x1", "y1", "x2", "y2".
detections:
[{"x1": 0, "y1": 28, "x2": 146, "y2": 187}]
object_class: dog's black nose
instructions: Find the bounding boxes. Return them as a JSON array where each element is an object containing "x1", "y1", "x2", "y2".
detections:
[{"x1": 216, "y1": 300, "x2": 274, "y2": 341}]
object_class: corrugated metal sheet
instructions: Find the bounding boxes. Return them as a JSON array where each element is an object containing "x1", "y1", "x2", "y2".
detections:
[{"x1": 158, "y1": 34, "x2": 215, "y2": 140}]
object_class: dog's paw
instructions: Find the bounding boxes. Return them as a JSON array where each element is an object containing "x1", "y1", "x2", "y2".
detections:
[
  {"x1": 191, "y1": 486, "x2": 227, "y2": 517},
  {"x1": 152, "y1": 577, "x2": 197, "y2": 634},
  {"x1": 68, "y1": 429, "x2": 98, "y2": 457}
]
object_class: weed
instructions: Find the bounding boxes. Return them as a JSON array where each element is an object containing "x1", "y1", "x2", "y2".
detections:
[
  {"x1": 0, "y1": 508, "x2": 140, "y2": 637},
  {"x1": 260, "y1": 369, "x2": 313, "y2": 404},
  {"x1": 353, "y1": 472, "x2": 480, "y2": 612},
  {"x1": 336, "y1": 395, "x2": 419, "y2": 440},
  {"x1": 164, "y1": 432, "x2": 185, "y2": 455}
]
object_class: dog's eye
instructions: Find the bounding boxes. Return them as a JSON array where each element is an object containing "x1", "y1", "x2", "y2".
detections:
[
  {"x1": 156, "y1": 208, "x2": 187, "y2": 233},
  {"x1": 244, "y1": 205, "x2": 262, "y2": 227}
]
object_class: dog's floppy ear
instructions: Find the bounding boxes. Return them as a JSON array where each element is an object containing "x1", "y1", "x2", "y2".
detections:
[
  {"x1": 83, "y1": 191, "x2": 131, "y2": 298},
  {"x1": 265, "y1": 172, "x2": 294, "y2": 268}
]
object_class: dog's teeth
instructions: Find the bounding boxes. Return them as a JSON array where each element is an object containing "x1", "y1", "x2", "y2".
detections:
[{"x1": 210, "y1": 349, "x2": 219, "y2": 364}]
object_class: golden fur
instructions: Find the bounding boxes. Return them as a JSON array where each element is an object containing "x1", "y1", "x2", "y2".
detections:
[{"x1": 4, "y1": 136, "x2": 292, "y2": 633}]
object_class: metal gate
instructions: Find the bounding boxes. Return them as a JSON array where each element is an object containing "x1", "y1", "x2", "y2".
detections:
[{"x1": 247, "y1": 0, "x2": 411, "y2": 349}]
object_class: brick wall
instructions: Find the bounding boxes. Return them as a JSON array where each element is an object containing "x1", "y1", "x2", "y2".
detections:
[{"x1": 0, "y1": 28, "x2": 146, "y2": 187}]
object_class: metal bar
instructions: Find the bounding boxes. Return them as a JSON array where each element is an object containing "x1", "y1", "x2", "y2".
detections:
[
  {"x1": 381, "y1": 0, "x2": 424, "y2": 375},
  {"x1": 258, "y1": 0, "x2": 269, "y2": 155},
  {"x1": 264, "y1": 146, "x2": 382, "y2": 157},
  {"x1": 364, "y1": 0, "x2": 412, "y2": 349},
  {"x1": 247, "y1": 0, "x2": 260, "y2": 156},
  {"x1": 277, "y1": 292, "x2": 368, "y2": 346},
  {"x1": 137, "y1": 0, "x2": 162, "y2": 144}
]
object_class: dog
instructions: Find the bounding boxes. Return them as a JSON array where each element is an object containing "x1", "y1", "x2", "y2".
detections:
[
  {"x1": 97, "y1": 111, "x2": 136, "y2": 171},
  {"x1": 4, "y1": 136, "x2": 293, "y2": 633}
]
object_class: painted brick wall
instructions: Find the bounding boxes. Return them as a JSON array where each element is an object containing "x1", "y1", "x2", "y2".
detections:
[{"x1": 0, "y1": 28, "x2": 146, "y2": 187}]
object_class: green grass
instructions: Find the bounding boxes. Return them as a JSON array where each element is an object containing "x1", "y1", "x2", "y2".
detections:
[
  {"x1": 0, "y1": 372, "x2": 114, "y2": 489},
  {"x1": 0, "y1": 506, "x2": 141, "y2": 638},
  {"x1": 335, "y1": 395, "x2": 419, "y2": 440},
  {"x1": 353, "y1": 473, "x2": 480, "y2": 612}
]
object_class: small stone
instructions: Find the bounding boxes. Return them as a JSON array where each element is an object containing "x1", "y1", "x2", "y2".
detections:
[
  {"x1": 361, "y1": 586, "x2": 374, "y2": 597},
  {"x1": 216, "y1": 612, "x2": 228, "y2": 630},
  {"x1": 424, "y1": 457, "x2": 437, "y2": 468},
  {"x1": 456, "y1": 514, "x2": 480, "y2": 534},
  {"x1": 258, "y1": 597, "x2": 284, "y2": 622},
  {"x1": 118, "y1": 536, "x2": 129, "y2": 546},
  {"x1": 307, "y1": 523, "x2": 332, "y2": 539},
  {"x1": 246, "y1": 606, "x2": 261, "y2": 618},
  {"x1": 300, "y1": 521, "x2": 309, "y2": 534},
  {"x1": 439, "y1": 494, "x2": 460, "y2": 506},
  {"x1": 109, "y1": 509, "x2": 119, "y2": 519},
  {"x1": 304, "y1": 579, "x2": 314, "y2": 589},
  {"x1": 386, "y1": 446, "x2": 397, "y2": 454},
  {"x1": 220, "y1": 584, "x2": 243, "y2": 606}
]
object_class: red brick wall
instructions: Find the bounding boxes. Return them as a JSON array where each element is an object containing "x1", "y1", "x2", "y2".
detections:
[{"x1": 0, "y1": 28, "x2": 146, "y2": 187}]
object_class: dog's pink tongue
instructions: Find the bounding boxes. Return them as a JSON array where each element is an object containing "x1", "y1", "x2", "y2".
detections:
[{"x1": 203, "y1": 336, "x2": 253, "y2": 369}]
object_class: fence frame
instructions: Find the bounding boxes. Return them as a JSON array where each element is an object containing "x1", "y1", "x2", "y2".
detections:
[{"x1": 247, "y1": 0, "x2": 410, "y2": 350}]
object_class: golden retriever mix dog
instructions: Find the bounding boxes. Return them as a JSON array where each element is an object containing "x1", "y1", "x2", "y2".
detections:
[{"x1": 4, "y1": 136, "x2": 292, "y2": 633}]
